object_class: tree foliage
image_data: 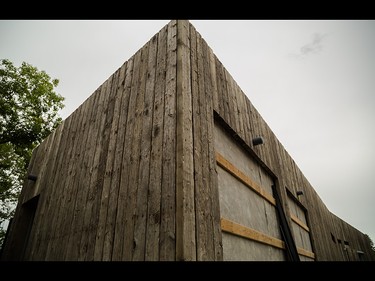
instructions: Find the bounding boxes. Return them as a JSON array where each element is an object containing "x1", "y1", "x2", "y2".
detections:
[{"x1": 0, "y1": 59, "x2": 65, "y2": 247}]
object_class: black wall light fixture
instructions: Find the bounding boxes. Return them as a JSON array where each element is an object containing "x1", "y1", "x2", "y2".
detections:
[
  {"x1": 28, "y1": 174, "x2": 37, "y2": 182},
  {"x1": 252, "y1": 137, "x2": 264, "y2": 146}
]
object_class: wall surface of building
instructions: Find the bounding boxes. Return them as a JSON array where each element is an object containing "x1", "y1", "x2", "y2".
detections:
[{"x1": 2, "y1": 20, "x2": 374, "y2": 261}]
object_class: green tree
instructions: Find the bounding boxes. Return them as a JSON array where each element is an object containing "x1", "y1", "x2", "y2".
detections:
[{"x1": 0, "y1": 59, "x2": 64, "y2": 247}]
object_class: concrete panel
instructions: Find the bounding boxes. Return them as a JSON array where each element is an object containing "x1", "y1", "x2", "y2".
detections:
[
  {"x1": 287, "y1": 195, "x2": 313, "y2": 255},
  {"x1": 288, "y1": 197, "x2": 307, "y2": 225},
  {"x1": 292, "y1": 222, "x2": 303, "y2": 248},
  {"x1": 214, "y1": 124, "x2": 273, "y2": 195},
  {"x1": 292, "y1": 222, "x2": 313, "y2": 252},
  {"x1": 218, "y1": 166, "x2": 282, "y2": 239},
  {"x1": 222, "y1": 232, "x2": 286, "y2": 261},
  {"x1": 299, "y1": 255, "x2": 314, "y2": 261}
]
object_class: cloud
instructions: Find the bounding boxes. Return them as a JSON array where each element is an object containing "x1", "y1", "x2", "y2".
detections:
[
  {"x1": 301, "y1": 33, "x2": 326, "y2": 55},
  {"x1": 289, "y1": 33, "x2": 328, "y2": 59}
]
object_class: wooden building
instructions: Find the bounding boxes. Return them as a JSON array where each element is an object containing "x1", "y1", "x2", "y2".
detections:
[{"x1": 1, "y1": 20, "x2": 374, "y2": 261}]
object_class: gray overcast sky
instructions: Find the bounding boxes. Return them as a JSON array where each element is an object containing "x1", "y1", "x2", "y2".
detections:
[{"x1": 1, "y1": 20, "x2": 375, "y2": 244}]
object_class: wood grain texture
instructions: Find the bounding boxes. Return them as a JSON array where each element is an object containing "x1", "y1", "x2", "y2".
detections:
[
  {"x1": 34, "y1": 114, "x2": 73, "y2": 260},
  {"x1": 206, "y1": 44, "x2": 224, "y2": 261},
  {"x1": 21, "y1": 126, "x2": 62, "y2": 260},
  {"x1": 112, "y1": 49, "x2": 141, "y2": 260},
  {"x1": 78, "y1": 79, "x2": 112, "y2": 261},
  {"x1": 190, "y1": 26, "x2": 208, "y2": 260},
  {"x1": 121, "y1": 39, "x2": 148, "y2": 261},
  {"x1": 159, "y1": 20, "x2": 177, "y2": 261},
  {"x1": 94, "y1": 66, "x2": 123, "y2": 260},
  {"x1": 176, "y1": 20, "x2": 196, "y2": 261},
  {"x1": 84, "y1": 69, "x2": 119, "y2": 261},
  {"x1": 46, "y1": 97, "x2": 86, "y2": 260},
  {"x1": 106, "y1": 59, "x2": 133, "y2": 261},
  {"x1": 144, "y1": 24, "x2": 167, "y2": 261},
  {"x1": 132, "y1": 37, "x2": 157, "y2": 261},
  {"x1": 3, "y1": 20, "x2": 374, "y2": 262}
]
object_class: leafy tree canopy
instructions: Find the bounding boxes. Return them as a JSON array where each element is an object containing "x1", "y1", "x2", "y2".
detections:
[{"x1": 0, "y1": 59, "x2": 65, "y2": 247}]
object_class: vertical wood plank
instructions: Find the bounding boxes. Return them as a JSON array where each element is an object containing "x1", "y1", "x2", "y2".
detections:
[
  {"x1": 223, "y1": 69, "x2": 233, "y2": 127},
  {"x1": 244, "y1": 97, "x2": 255, "y2": 146},
  {"x1": 201, "y1": 37, "x2": 223, "y2": 261},
  {"x1": 11, "y1": 126, "x2": 56, "y2": 260},
  {"x1": 251, "y1": 104, "x2": 262, "y2": 156},
  {"x1": 28, "y1": 119, "x2": 67, "y2": 260},
  {"x1": 53, "y1": 99, "x2": 94, "y2": 260},
  {"x1": 105, "y1": 59, "x2": 133, "y2": 261},
  {"x1": 208, "y1": 46, "x2": 219, "y2": 113},
  {"x1": 159, "y1": 20, "x2": 177, "y2": 261},
  {"x1": 22, "y1": 126, "x2": 62, "y2": 260},
  {"x1": 234, "y1": 85, "x2": 245, "y2": 140},
  {"x1": 43, "y1": 111, "x2": 76, "y2": 259},
  {"x1": 45, "y1": 99, "x2": 85, "y2": 260},
  {"x1": 84, "y1": 69, "x2": 119, "y2": 261},
  {"x1": 224, "y1": 68, "x2": 239, "y2": 133},
  {"x1": 197, "y1": 29, "x2": 217, "y2": 260},
  {"x1": 66, "y1": 86, "x2": 104, "y2": 260},
  {"x1": 63, "y1": 85, "x2": 103, "y2": 260},
  {"x1": 22, "y1": 126, "x2": 55, "y2": 203},
  {"x1": 60, "y1": 95, "x2": 93, "y2": 261},
  {"x1": 121, "y1": 40, "x2": 149, "y2": 261},
  {"x1": 190, "y1": 25, "x2": 205, "y2": 260},
  {"x1": 31, "y1": 114, "x2": 73, "y2": 260},
  {"x1": 132, "y1": 36, "x2": 157, "y2": 261},
  {"x1": 112, "y1": 50, "x2": 141, "y2": 260},
  {"x1": 33, "y1": 122, "x2": 64, "y2": 199},
  {"x1": 145, "y1": 24, "x2": 167, "y2": 261},
  {"x1": 78, "y1": 74, "x2": 112, "y2": 261},
  {"x1": 258, "y1": 116, "x2": 270, "y2": 167},
  {"x1": 18, "y1": 142, "x2": 40, "y2": 204},
  {"x1": 175, "y1": 19, "x2": 196, "y2": 261},
  {"x1": 93, "y1": 66, "x2": 124, "y2": 260},
  {"x1": 268, "y1": 125, "x2": 278, "y2": 171},
  {"x1": 217, "y1": 61, "x2": 230, "y2": 124}
]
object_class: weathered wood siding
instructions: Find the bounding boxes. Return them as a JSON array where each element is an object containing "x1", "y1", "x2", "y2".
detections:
[
  {"x1": 185, "y1": 21, "x2": 374, "y2": 261},
  {"x1": 2, "y1": 21, "x2": 178, "y2": 261},
  {"x1": 2, "y1": 20, "x2": 374, "y2": 261}
]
